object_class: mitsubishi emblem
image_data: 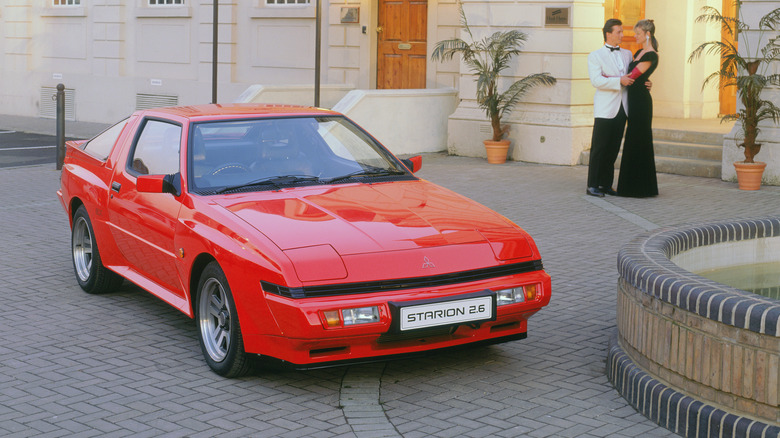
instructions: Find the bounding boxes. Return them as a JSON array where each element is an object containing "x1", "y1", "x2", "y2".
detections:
[{"x1": 422, "y1": 256, "x2": 436, "y2": 269}]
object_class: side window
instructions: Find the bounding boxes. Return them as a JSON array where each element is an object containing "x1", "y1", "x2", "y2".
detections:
[
  {"x1": 83, "y1": 118, "x2": 129, "y2": 160},
  {"x1": 128, "y1": 120, "x2": 181, "y2": 175}
]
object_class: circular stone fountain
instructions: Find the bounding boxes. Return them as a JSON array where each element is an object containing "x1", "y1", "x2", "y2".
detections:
[{"x1": 608, "y1": 217, "x2": 780, "y2": 438}]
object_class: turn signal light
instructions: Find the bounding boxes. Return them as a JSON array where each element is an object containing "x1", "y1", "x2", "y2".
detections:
[
  {"x1": 525, "y1": 284, "x2": 538, "y2": 301},
  {"x1": 323, "y1": 310, "x2": 341, "y2": 328},
  {"x1": 496, "y1": 284, "x2": 540, "y2": 306}
]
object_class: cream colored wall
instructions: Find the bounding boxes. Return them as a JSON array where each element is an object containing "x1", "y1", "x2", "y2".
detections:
[
  {"x1": 2, "y1": 0, "x2": 775, "y2": 173},
  {"x1": 332, "y1": 88, "x2": 458, "y2": 155},
  {"x1": 0, "y1": 0, "x2": 456, "y2": 123},
  {"x1": 442, "y1": 0, "x2": 605, "y2": 165},
  {"x1": 646, "y1": 0, "x2": 722, "y2": 119},
  {"x1": 0, "y1": 1, "x2": 330, "y2": 123}
]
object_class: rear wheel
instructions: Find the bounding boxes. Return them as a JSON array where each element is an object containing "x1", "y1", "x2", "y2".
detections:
[
  {"x1": 196, "y1": 261, "x2": 253, "y2": 377},
  {"x1": 71, "y1": 206, "x2": 123, "y2": 294}
]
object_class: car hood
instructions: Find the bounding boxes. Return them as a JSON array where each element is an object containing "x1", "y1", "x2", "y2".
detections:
[{"x1": 214, "y1": 181, "x2": 534, "y2": 258}]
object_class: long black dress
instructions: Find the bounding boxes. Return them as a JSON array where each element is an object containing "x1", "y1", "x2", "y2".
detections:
[{"x1": 618, "y1": 51, "x2": 659, "y2": 197}]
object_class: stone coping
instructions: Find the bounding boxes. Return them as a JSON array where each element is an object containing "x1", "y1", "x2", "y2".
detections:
[{"x1": 616, "y1": 216, "x2": 780, "y2": 336}]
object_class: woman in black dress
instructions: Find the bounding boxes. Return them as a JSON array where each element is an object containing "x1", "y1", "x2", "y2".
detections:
[{"x1": 617, "y1": 19, "x2": 659, "y2": 197}]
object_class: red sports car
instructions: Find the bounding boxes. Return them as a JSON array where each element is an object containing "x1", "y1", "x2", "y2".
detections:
[{"x1": 58, "y1": 104, "x2": 551, "y2": 377}]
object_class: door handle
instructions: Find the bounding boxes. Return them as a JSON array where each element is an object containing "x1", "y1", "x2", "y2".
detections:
[
  {"x1": 376, "y1": 26, "x2": 383, "y2": 33},
  {"x1": 111, "y1": 182, "x2": 121, "y2": 193}
]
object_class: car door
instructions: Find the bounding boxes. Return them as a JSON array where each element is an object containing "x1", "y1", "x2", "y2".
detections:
[{"x1": 108, "y1": 118, "x2": 185, "y2": 297}]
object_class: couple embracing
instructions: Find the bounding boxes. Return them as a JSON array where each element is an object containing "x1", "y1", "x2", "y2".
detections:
[{"x1": 587, "y1": 18, "x2": 659, "y2": 198}]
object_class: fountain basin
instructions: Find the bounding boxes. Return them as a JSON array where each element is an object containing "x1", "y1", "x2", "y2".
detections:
[{"x1": 608, "y1": 217, "x2": 780, "y2": 437}]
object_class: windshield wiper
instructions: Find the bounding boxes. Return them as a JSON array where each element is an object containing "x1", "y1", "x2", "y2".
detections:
[
  {"x1": 216, "y1": 175, "x2": 321, "y2": 194},
  {"x1": 326, "y1": 168, "x2": 407, "y2": 184}
]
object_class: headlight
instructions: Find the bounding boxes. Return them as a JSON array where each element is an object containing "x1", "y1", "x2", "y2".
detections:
[
  {"x1": 496, "y1": 284, "x2": 539, "y2": 306},
  {"x1": 496, "y1": 288, "x2": 525, "y2": 306},
  {"x1": 342, "y1": 306, "x2": 380, "y2": 325}
]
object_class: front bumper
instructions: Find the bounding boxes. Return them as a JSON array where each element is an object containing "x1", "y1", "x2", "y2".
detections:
[{"x1": 245, "y1": 269, "x2": 550, "y2": 365}]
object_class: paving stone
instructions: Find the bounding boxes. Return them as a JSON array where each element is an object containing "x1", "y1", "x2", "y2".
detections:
[{"x1": 3, "y1": 155, "x2": 778, "y2": 437}]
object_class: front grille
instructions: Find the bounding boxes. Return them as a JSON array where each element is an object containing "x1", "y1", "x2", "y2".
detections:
[{"x1": 261, "y1": 260, "x2": 544, "y2": 299}]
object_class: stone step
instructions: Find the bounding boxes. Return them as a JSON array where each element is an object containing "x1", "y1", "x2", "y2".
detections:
[
  {"x1": 580, "y1": 152, "x2": 722, "y2": 178},
  {"x1": 653, "y1": 141, "x2": 723, "y2": 161},
  {"x1": 579, "y1": 125, "x2": 726, "y2": 178},
  {"x1": 653, "y1": 156, "x2": 722, "y2": 178},
  {"x1": 652, "y1": 128, "x2": 726, "y2": 145}
]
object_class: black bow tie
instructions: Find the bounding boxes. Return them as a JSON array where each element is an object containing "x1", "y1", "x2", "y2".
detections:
[{"x1": 606, "y1": 45, "x2": 620, "y2": 52}]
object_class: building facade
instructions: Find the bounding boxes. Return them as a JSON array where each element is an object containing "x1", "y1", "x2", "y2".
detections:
[{"x1": 1, "y1": 0, "x2": 776, "y2": 175}]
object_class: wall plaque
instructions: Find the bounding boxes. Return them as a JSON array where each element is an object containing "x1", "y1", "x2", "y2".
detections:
[
  {"x1": 340, "y1": 7, "x2": 359, "y2": 24},
  {"x1": 545, "y1": 7, "x2": 570, "y2": 27}
]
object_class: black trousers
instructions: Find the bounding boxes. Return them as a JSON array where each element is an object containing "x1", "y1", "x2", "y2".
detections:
[{"x1": 587, "y1": 105, "x2": 627, "y2": 189}]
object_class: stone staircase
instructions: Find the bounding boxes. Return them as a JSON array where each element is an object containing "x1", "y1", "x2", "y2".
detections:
[
  {"x1": 579, "y1": 118, "x2": 731, "y2": 178},
  {"x1": 651, "y1": 127, "x2": 723, "y2": 178}
]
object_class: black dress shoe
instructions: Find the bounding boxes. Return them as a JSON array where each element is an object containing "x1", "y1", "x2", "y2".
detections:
[
  {"x1": 586, "y1": 187, "x2": 605, "y2": 197},
  {"x1": 599, "y1": 187, "x2": 618, "y2": 196}
]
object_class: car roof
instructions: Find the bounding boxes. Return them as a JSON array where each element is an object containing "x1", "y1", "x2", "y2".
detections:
[{"x1": 136, "y1": 103, "x2": 341, "y2": 121}]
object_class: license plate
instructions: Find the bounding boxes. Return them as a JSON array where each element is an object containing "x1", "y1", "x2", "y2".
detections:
[{"x1": 399, "y1": 295, "x2": 493, "y2": 331}]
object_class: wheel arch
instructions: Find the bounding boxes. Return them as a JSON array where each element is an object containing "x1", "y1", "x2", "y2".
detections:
[
  {"x1": 189, "y1": 253, "x2": 217, "y2": 316},
  {"x1": 69, "y1": 197, "x2": 85, "y2": 221}
]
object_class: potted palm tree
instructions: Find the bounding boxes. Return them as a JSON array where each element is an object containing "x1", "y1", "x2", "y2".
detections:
[
  {"x1": 432, "y1": 4, "x2": 556, "y2": 164},
  {"x1": 688, "y1": 2, "x2": 780, "y2": 189}
]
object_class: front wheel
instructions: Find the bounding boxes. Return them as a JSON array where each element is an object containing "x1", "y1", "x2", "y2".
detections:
[
  {"x1": 71, "y1": 206, "x2": 123, "y2": 294},
  {"x1": 196, "y1": 261, "x2": 253, "y2": 377}
]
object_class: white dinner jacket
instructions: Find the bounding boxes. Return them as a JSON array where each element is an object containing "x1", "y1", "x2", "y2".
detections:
[{"x1": 588, "y1": 45, "x2": 633, "y2": 119}]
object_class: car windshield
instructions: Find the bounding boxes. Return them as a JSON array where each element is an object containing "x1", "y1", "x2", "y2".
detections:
[{"x1": 188, "y1": 116, "x2": 412, "y2": 194}]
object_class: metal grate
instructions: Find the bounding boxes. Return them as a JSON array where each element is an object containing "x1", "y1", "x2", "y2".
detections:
[
  {"x1": 135, "y1": 93, "x2": 179, "y2": 110},
  {"x1": 40, "y1": 87, "x2": 76, "y2": 120}
]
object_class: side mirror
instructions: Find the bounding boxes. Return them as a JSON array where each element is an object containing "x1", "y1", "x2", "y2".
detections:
[
  {"x1": 137, "y1": 173, "x2": 181, "y2": 196},
  {"x1": 402, "y1": 156, "x2": 423, "y2": 173}
]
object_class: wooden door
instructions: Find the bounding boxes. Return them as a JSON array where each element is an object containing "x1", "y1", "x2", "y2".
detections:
[
  {"x1": 605, "y1": 0, "x2": 645, "y2": 55},
  {"x1": 377, "y1": 0, "x2": 427, "y2": 89},
  {"x1": 719, "y1": 0, "x2": 737, "y2": 115}
]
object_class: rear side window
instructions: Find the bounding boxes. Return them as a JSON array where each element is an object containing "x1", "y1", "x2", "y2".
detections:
[{"x1": 83, "y1": 118, "x2": 129, "y2": 160}]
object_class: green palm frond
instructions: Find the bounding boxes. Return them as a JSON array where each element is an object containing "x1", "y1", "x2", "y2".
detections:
[
  {"x1": 694, "y1": 5, "x2": 745, "y2": 38},
  {"x1": 758, "y1": 7, "x2": 780, "y2": 30},
  {"x1": 498, "y1": 74, "x2": 557, "y2": 120},
  {"x1": 761, "y1": 36, "x2": 780, "y2": 62},
  {"x1": 431, "y1": 38, "x2": 473, "y2": 63},
  {"x1": 756, "y1": 100, "x2": 780, "y2": 124}
]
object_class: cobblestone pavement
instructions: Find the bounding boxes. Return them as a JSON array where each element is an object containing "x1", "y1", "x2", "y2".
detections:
[{"x1": 2, "y1": 154, "x2": 778, "y2": 437}]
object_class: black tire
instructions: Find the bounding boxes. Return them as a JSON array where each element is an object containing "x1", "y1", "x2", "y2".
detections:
[
  {"x1": 71, "y1": 206, "x2": 123, "y2": 294},
  {"x1": 196, "y1": 261, "x2": 253, "y2": 377}
]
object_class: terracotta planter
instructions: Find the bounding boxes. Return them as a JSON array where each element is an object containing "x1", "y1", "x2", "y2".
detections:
[
  {"x1": 733, "y1": 161, "x2": 766, "y2": 190},
  {"x1": 483, "y1": 139, "x2": 510, "y2": 164}
]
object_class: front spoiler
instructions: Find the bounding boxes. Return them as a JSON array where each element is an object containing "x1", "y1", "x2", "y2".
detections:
[{"x1": 255, "y1": 332, "x2": 527, "y2": 371}]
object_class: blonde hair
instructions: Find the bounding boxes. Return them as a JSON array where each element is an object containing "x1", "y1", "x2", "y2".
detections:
[{"x1": 635, "y1": 19, "x2": 659, "y2": 51}]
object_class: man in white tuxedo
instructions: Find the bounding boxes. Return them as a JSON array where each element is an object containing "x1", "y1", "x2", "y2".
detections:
[{"x1": 586, "y1": 19, "x2": 634, "y2": 197}]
